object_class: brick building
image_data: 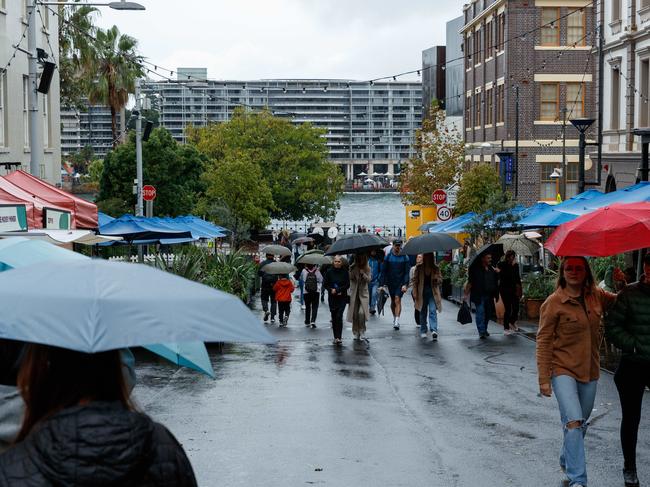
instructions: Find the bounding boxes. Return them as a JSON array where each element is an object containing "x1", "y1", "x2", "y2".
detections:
[{"x1": 462, "y1": 0, "x2": 598, "y2": 205}]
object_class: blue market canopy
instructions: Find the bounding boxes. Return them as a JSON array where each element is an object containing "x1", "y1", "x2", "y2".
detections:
[
  {"x1": 517, "y1": 189, "x2": 604, "y2": 228},
  {"x1": 98, "y1": 215, "x2": 228, "y2": 244},
  {"x1": 430, "y1": 212, "x2": 477, "y2": 233},
  {"x1": 98, "y1": 211, "x2": 115, "y2": 227}
]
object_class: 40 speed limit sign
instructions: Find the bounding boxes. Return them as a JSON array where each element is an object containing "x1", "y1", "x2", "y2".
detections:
[{"x1": 437, "y1": 206, "x2": 452, "y2": 222}]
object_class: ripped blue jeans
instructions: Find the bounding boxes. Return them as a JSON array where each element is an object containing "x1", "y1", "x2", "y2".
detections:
[{"x1": 551, "y1": 374, "x2": 597, "y2": 486}]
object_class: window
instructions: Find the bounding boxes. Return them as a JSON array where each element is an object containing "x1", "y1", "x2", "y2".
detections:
[
  {"x1": 540, "y1": 162, "x2": 578, "y2": 200},
  {"x1": 0, "y1": 72, "x2": 5, "y2": 147},
  {"x1": 641, "y1": 59, "x2": 650, "y2": 127},
  {"x1": 541, "y1": 8, "x2": 560, "y2": 46},
  {"x1": 486, "y1": 87, "x2": 493, "y2": 124},
  {"x1": 474, "y1": 29, "x2": 482, "y2": 64},
  {"x1": 540, "y1": 83, "x2": 559, "y2": 121},
  {"x1": 496, "y1": 13, "x2": 505, "y2": 51},
  {"x1": 23, "y1": 76, "x2": 29, "y2": 149},
  {"x1": 567, "y1": 9, "x2": 586, "y2": 46},
  {"x1": 611, "y1": 67, "x2": 620, "y2": 130},
  {"x1": 496, "y1": 84, "x2": 504, "y2": 123},
  {"x1": 475, "y1": 91, "x2": 482, "y2": 127},
  {"x1": 612, "y1": 0, "x2": 621, "y2": 21},
  {"x1": 466, "y1": 94, "x2": 472, "y2": 127},
  {"x1": 485, "y1": 21, "x2": 493, "y2": 59},
  {"x1": 566, "y1": 83, "x2": 584, "y2": 118},
  {"x1": 465, "y1": 33, "x2": 473, "y2": 69}
]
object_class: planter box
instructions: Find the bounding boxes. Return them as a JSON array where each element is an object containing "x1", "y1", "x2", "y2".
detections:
[
  {"x1": 450, "y1": 284, "x2": 464, "y2": 304},
  {"x1": 525, "y1": 298, "x2": 544, "y2": 321}
]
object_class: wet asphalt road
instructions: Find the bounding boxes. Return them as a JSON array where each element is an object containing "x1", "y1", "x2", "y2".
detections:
[{"x1": 134, "y1": 295, "x2": 650, "y2": 487}]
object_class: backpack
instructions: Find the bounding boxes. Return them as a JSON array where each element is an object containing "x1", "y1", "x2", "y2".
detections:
[{"x1": 304, "y1": 271, "x2": 318, "y2": 293}]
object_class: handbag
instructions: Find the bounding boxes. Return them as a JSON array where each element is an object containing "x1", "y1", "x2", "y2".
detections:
[{"x1": 457, "y1": 301, "x2": 472, "y2": 325}]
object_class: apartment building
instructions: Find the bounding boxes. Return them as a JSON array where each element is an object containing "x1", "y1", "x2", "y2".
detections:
[
  {"x1": 601, "y1": 0, "x2": 650, "y2": 189},
  {"x1": 61, "y1": 104, "x2": 114, "y2": 158},
  {"x1": 0, "y1": 2, "x2": 61, "y2": 184},
  {"x1": 142, "y1": 72, "x2": 422, "y2": 181},
  {"x1": 463, "y1": 0, "x2": 597, "y2": 205}
]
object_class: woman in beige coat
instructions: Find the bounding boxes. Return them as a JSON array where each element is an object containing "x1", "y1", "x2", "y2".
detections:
[
  {"x1": 347, "y1": 253, "x2": 371, "y2": 340},
  {"x1": 411, "y1": 253, "x2": 442, "y2": 341}
]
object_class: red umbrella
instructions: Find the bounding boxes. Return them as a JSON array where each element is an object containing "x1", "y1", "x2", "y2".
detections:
[{"x1": 545, "y1": 202, "x2": 650, "y2": 257}]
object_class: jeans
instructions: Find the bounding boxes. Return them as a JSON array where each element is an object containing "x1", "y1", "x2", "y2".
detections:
[
  {"x1": 298, "y1": 278, "x2": 304, "y2": 305},
  {"x1": 368, "y1": 281, "x2": 379, "y2": 311},
  {"x1": 552, "y1": 374, "x2": 597, "y2": 487},
  {"x1": 260, "y1": 288, "x2": 276, "y2": 319},
  {"x1": 304, "y1": 291, "x2": 320, "y2": 324},
  {"x1": 420, "y1": 288, "x2": 438, "y2": 334},
  {"x1": 614, "y1": 357, "x2": 650, "y2": 471},
  {"x1": 473, "y1": 296, "x2": 491, "y2": 335}
]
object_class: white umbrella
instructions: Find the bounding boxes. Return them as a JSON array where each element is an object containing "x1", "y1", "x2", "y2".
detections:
[
  {"x1": 0, "y1": 230, "x2": 122, "y2": 245},
  {"x1": 358, "y1": 172, "x2": 367, "y2": 176},
  {"x1": 371, "y1": 172, "x2": 380, "y2": 176},
  {"x1": 364, "y1": 178, "x2": 374, "y2": 183},
  {"x1": 385, "y1": 172, "x2": 394, "y2": 177}
]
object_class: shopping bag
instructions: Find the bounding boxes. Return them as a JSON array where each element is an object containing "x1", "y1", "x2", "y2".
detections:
[{"x1": 457, "y1": 301, "x2": 472, "y2": 325}]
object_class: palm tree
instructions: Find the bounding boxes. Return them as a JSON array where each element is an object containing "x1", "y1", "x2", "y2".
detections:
[{"x1": 86, "y1": 25, "x2": 143, "y2": 146}]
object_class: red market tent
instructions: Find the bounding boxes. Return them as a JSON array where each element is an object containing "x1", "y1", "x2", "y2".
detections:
[
  {"x1": 0, "y1": 177, "x2": 73, "y2": 230},
  {"x1": 4, "y1": 170, "x2": 97, "y2": 229}
]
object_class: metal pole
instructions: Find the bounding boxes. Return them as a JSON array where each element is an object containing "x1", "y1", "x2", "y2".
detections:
[
  {"x1": 641, "y1": 139, "x2": 649, "y2": 182},
  {"x1": 514, "y1": 86, "x2": 519, "y2": 199},
  {"x1": 578, "y1": 131, "x2": 586, "y2": 194},
  {"x1": 596, "y1": 22, "x2": 604, "y2": 185},
  {"x1": 135, "y1": 80, "x2": 144, "y2": 217},
  {"x1": 27, "y1": 0, "x2": 43, "y2": 177},
  {"x1": 135, "y1": 80, "x2": 144, "y2": 262},
  {"x1": 561, "y1": 108, "x2": 567, "y2": 201}
]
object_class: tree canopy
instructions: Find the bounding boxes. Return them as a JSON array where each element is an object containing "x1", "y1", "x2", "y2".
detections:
[
  {"x1": 399, "y1": 102, "x2": 464, "y2": 206},
  {"x1": 97, "y1": 128, "x2": 206, "y2": 217},
  {"x1": 188, "y1": 109, "x2": 344, "y2": 224}
]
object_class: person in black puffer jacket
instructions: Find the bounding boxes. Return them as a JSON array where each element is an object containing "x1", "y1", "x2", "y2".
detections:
[
  {"x1": 606, "y1": 255, "x2": 650, "y2": 487},
  {"x1": 0, "y1": 344, "x2": 197, "y2": 487}
]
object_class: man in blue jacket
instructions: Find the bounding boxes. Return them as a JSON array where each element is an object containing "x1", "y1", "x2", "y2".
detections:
[{"x1": 381, "y1": 240, "x2": 411, "y2": 329}]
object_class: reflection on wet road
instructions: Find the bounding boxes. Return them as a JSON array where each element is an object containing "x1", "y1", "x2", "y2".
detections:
[{"x1": 133, "y1": 296, "x2": 650, "y2": 487}]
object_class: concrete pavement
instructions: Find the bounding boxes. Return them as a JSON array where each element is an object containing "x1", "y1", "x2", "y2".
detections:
[{"x1": 133, "y1": 292, "x2": 650, "y2": 486}]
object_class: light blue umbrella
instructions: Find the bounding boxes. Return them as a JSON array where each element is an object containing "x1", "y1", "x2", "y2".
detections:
[
  {"x1": 143, "y1": 342, "x2": 215, "y2": 378},
  {"x1": 0, "y1": 259, "x2": 275, "y2": 352},
  {"x1": 0, "y1": 237, "x2": 86, "y2": 271}
]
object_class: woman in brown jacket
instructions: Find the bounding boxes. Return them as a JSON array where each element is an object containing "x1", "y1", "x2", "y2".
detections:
[
  {"x1": 411, "y1": 253, "x2": 442, "y2": 341},
  {"x1": 536, "y1": 256, "x2": 616, "y2": 487},
  {"x1": 347, "y1": 253, "x2": 371, "y2": 341}
]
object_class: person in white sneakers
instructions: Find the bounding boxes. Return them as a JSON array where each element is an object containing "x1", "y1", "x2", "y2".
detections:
[{"x1": 381, "y1": 240, "x2": 411, "y2": 330}]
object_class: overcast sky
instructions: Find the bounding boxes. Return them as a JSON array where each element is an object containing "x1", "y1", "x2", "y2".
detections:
[{"x1": 94, "y1": 0, "x2": 466, "y2": 82}]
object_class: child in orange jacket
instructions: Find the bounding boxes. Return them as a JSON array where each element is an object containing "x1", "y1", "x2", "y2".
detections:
[{"x1": 273, "y1": 274, "x2": 295, "y2": 327}]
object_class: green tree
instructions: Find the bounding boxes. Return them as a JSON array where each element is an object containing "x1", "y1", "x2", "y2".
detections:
[
  {"x1": 67, "y1": 145, "x2": 95, "y2": 174},
  {"x1": 196, "y1": 151, "x2": 274, "y2": 240},
  {"x1": 188, "y1": 108, "x2": 344, "y2": 222},
  {"x1": 97, "y1": 128, "x2": 206, "y2": 216},
  {"x1": 399, "y1": 102, "x2": 464, "y2": 206},
  {"x1": 86, "y1": 25, "x2": 144, "y2": 146},
  {"x1": 456, "y1": 164, "x2": 516, "y2": 245},
  {"x1": 58, "y1": 4, "x2": 98, "y2": 109}
]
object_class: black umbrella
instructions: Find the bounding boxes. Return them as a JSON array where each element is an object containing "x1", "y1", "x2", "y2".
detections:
[
  {"x1": 376, "y1": 287, "x2": 389, "y2": 316},
  {"x1": 292, "y1": 236, "x2": 315, "y2": 245},
  {"x1": 467, "y1": 243, "x2": 504, "y2": 269},
  {"x1": 324, "y1": 234, "x2": 387, "y2": 256},
  {"x1": 400, "y1": 233, "x2": 462, "y2": 256}
]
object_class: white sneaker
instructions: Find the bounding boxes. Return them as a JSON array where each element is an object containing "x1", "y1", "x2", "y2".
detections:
[
  {"x1": 504, "y1": 329, "x2": 514, "y2": 336},
  {"x1": 420, "y1": 332, "x2": 427, "y2": 338},
  {"x1": 431, "y1": 331, "x2": 438, "y2": 341},
  {"x1": 300, "y1": 305, "x2": 306, "y2": 310}
]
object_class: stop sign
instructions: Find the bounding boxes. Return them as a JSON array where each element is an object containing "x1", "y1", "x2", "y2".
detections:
[
  {"x1": 432, "y1": 189, "x2": 447, "y2": 205},
  {"x1": 142, "y1": 185, "x2": 156, "y2": 201}
]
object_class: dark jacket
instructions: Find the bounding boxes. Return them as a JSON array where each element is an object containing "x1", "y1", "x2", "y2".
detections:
[
  {"x1": 468, "y1": 264, "x2": 498, "y2": 304},
  {"x1": 497, "y1": 261, "x2": 521, "y2": 293},
  {"x1": 324, "y1": 267, "x2": 350, "y2": 301},
  {"x1": 259, "y1": 258, "x2": 278, "y2": 290},
  {"x1": 381, "y1": 252, "x2": 410, "y2": 288},
  {"x1": 0, "y1": 402, "x2": 197, "y2": 487},
  {"x1": 606, "y1": 279, "x2": 650, "y2": 363}
]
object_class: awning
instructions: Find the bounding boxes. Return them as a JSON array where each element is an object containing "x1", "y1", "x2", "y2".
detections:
[
  {"x1": 0, "y1": 230, "x2": 122, "y2": 246},
  {"x1": 99, "y1": 214, "x2": 193, "y2": 242},
  {"x1": 0, "y1": 177, "x2": 73, "y2": 230},
  {"x1": 4, "y1": 170, "x2": 98, "y2": 229}
]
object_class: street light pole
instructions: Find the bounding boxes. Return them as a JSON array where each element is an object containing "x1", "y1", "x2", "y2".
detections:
[
  {"x1": 27, "y1": 0, "x2": 43, "y2": 177},
  {"x1": 135, "y1": 79, "x2": 143, "y2": 218},
  {"x1": 560, "y1": 108, "x2": 567, "y2": 201},
  {"x1": 570, "y1": 118, "x2": 595, "y2": 195}
]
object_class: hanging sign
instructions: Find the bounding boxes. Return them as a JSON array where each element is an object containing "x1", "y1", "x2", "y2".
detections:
[
  {"x1": 0, "y1": 205, "x2": 28, "y2": 231},
  {"x1": 44, "y1": 208, "x2": 71, "y2": 230}
]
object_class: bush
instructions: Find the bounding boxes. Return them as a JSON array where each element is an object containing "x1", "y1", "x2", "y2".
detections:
[
  {"x1": 450, "y1": 263, "x2": 468, "y2": 287},
  {"x1": 439, "y1": 260, "x2": 452, "y2": 280},
  {"x1": 522, "y1": 271, "x2": 556, "y2": 300},
  {"x1": 591, "y1": 255, "x2": 626, "y2": 283}
]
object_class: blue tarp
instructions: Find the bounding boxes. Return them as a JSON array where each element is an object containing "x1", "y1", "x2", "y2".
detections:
[
  {"x1": 516, "y1": 189, "x2": 604, "y2": 228},
  {"x1": 431, "y1": 212, "x2": 477, "y2": 233},
  {"x1": 98, "y1": 212, "x2": 114, "y2": 227},
  {"x1": 98, "y1": 214, "x2": 228, "y2": 245}
]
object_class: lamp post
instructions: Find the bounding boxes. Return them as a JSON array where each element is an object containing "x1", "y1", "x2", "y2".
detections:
[
  {"x1": 570, "y1": 117, "x2": 595, "y2": 194},
  {"x1": 28, "y1": 0, "x2": 145, "y2": 177}
]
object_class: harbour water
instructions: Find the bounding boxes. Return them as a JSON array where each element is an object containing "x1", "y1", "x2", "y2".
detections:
[{"x1": 272, "y1": 192, "x2": 406, "y2": 231}]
